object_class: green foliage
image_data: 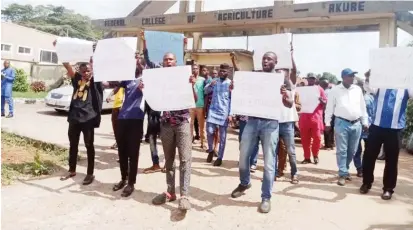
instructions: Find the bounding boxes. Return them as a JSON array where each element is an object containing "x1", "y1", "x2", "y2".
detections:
[
  {"x1": 12, "y1": 68, "x2": 29, "y2": 92},
  {"x1": 316, "y1": 72, "x2": 339, "y2": 84},
  {"x1": 30, "y1": 81, "x2": 46, "y2": 92},
  {"x1": 403, "y1": 100, "x2": 413, "y2": 140},
  {"x1": 1, "y1": 4, "x2": 102, "y2": 40}
]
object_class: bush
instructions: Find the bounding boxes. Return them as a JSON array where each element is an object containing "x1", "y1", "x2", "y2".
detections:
[
  {"x1": 403, "y1": 99, "x2": 413, "y2": 140},
  {"x1": 30, "y1": 81, "x2": 46, "y2": 92},
  {"x1": 12, "y1": 68, "x2": 29, "y2": 92}
]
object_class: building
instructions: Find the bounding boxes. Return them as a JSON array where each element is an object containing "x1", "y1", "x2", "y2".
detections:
[{"x1": 1, "y1": 22, "x2": 65, "y2": 84}]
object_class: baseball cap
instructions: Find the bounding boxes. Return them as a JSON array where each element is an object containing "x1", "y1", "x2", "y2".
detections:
[
  {"x1": 341, "y1": 68, "x2": 358, "y2": 78},
  {"x1": 307, "y1": 73, "x2": 316, "y2": 79}
]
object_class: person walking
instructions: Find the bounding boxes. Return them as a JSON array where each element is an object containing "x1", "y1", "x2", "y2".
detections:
[
  {"x1": 1, "y1": 60, "x2": 16, "y2": 118},
  {"x1": 325, "y1": 68, "x2": 368, "y2": 186},
  {"x1": 106, "y1": 86, "x2": 124, "y2": 149},
  {"x1": 360, "y1": 70, "x2": 413, "y2": 200}
]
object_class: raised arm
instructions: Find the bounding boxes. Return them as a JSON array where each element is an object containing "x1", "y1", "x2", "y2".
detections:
[
  {"x1": 140, "y1": 31, "x2": 158, "y2": 69},
  {"x1": 363, "y1": 70, "x2": 378, "y2": 95},
  {"x1": 290, "y1": 54, "x2": 297, "y2": 85},
  {"x1": 230, "y1": 52, "x2": 239, "y2": 71},
  {"x1": 53, "y1": 40, "x2": 76, "y2": 78}
]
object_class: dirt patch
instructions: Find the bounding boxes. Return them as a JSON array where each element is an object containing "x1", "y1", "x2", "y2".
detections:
[{"x1": 1, "y1": 144, "x2": 39, "y2": 164}]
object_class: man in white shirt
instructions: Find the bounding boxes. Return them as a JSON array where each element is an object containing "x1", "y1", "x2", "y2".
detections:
[{"x1": 325, "y1": 68, "x2": 368, "y2": 186}]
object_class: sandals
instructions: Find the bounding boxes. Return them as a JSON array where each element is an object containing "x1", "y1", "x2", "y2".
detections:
[{"x1": 60, "y1": 172, "x2": 76, "y2": 181}]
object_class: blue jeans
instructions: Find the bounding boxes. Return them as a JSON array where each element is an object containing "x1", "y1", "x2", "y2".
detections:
[
  {"x1": 354, "y1": 137, "x2": 367, "y2": 171},
  {"x1": 1, "y1": 96, "x2": 13, "y2": 115},
  {"x1": 278, "y1": 122, "x2": 298, "y2": 177},
  {"x1": 206, "y1": 122, "x2": 227, "y2": 159},
  {"x1": 334, "y1": 117, "x2": 362, "y2": 177},
  {"x1": 149, "y1": 134, "x2": 159, "y2": 165},
  {"x1": 239, "y1": 118, "x2": 279, "y2": 200},
  {"x1": 239, "y1": 120, "x2": 259, "y2": 166}
]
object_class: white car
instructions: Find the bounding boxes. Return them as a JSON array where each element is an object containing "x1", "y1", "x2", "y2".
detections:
[{"x1": 45, "y1": 85, "x2": 114, "y2": 113}]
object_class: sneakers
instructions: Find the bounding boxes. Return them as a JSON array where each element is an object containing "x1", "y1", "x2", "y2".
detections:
[
  {"x1": 152, "y1": 192, "x2": 177, "y2": 205},
  {"x1": 206, "y1": 151, "x2": 214, "y2": 163},
  {"x1": 301, "y1": 159, "x2": 312, "y2": 164},
  {"x1": 143, "y1": 164, "x2": 162, "y2": 174},
  {"x1": 313, "y1": 156, "x2": 319, "y2": 164},
  {"x1": 250, "y1": 165, "x2": 257, "y2": 173},
  {"x1": 258, "y1": 199, "x2": 271, "y2": 213},
  {"x1": 178, "y1": 197, "x2": 191, "y2": 210},
  {"x1": 231, "y1": 184, "x2": 252, "y2": 198},
  {"x1": 337, "y1": 176, "x2": 346, "y2": 186},
  {"x1": 381, "y1": 191, "x2": 392, "y2": 200}
]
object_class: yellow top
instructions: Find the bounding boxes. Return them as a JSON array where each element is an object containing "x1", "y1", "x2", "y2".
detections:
[{"x1": 113, "y1": 87, "x2": 124, "y2": 108}]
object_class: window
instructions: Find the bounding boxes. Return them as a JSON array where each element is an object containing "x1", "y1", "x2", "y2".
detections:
[
  {"x1": 40, "y1": 50, "x2": 58, "y2": 64},
  {"x1": 18, "y1": 46, "x2": 31, "y2": 54},
  {"x1": 1, "y1": 44, "x2": 12, "y2": 52}
]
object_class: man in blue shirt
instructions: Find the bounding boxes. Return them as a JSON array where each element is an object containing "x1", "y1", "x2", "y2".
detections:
[
  {"x1": 360, "y1": 70, "x2": 413, "y2": 200},
  {"x1": 353, "y1": 79, "x2": 376, "y2": 177},
  {"x1": 204, "y1": 63, "x2": 232, "y2": 166},
  {"x1": 112, "y1": 56, "x2": 145, "y2": 197},
  {"x1": 1, "y1": 60, "x2": 16, "y2": 118}
]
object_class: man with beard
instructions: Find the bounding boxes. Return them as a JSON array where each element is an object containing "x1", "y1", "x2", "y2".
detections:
[
  {"x1": 231, "y1": 51, "x2": 294, "y2": 213},
  {"x1": 204, "y1": 63, "x2": 232, "y2": 166}
]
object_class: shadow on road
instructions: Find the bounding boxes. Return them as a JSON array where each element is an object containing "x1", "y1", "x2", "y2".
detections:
[{"x1": 36, "y1": 110, "x2": 67, "y2": 117}]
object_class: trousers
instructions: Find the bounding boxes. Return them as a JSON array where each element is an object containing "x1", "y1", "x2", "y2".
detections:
[
  {"x1": 68, "y1": 121, "x2": 95, "y2": 175},
  {"x1": 1, "y1": 96, "x2": 14, "y2": 115}
]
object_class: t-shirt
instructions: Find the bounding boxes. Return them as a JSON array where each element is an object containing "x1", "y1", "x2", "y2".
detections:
[
  {"x1": 193, "y1": 76, "x2": 205, "y2": 108},
  {"x1": 68, "y1": 73, "x2": 98, "y2": 124},
  {"x1": 118, "y1": 78, "x2": 145, "y2": 120},
  {"x1": 279, "y1": 88, "x2": 299, "y2": 123},
  {"x1": 113, "y1": 87, "x2": 124, "y2": 109}
]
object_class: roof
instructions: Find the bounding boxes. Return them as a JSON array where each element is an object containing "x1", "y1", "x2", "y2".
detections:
[
  {"x1": 185, "y1": 49, "x2": 253, "y2": 56},
  {"x1": 1, "y1": 21, "x2": 59, "y2": 38}
]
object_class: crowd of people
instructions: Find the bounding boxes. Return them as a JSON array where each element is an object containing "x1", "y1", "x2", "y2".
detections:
[{"x1": 45, "y1": 32, "x2": 413, "y2": 214}]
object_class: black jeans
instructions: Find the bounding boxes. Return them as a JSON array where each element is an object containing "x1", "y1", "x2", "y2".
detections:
[
  {"x1": 362, "y1": 125, "x2": 402, "y2": 193},
  {"x1": 116, "y1": 119, "x2": 144, "y2": 185},
  {"x1": 194, "y1": 118, "x2": 200, "y2": 137},
  {"x1": 68, "y1": 122, "x2": 95, "y2": 175},
  {"x1": 323, "y1": 115, "x2": 335, "y2": 148}
]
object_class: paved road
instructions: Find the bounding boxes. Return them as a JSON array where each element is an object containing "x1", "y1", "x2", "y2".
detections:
[{"x1": 2, "y1": 104, "x2": 413, "y2": 230}]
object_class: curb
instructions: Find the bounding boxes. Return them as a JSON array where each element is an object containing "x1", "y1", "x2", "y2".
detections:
[{"x1": 14, "y1": 98, "x2": 44, "y2": 104}]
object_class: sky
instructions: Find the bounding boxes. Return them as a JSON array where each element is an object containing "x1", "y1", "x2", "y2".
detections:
[{"x1": 2, "y1": 0, "x2": 412, "y2": 79}]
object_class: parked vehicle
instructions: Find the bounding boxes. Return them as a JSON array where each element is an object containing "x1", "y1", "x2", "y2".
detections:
[{"x1": 44, "y1": 85, "x2": 114, "y2": 113}]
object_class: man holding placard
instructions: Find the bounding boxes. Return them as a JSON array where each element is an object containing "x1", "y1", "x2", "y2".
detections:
[
  {"x1": 231, "y1": 51, "x2": 294, "y2": 214},
  {"x1": 360, "y1": 70, "x2": 413, "y2": 200},
  {"x1": 298, "y1": 73, "x2": 327, "y2": 165},
  {"x1": 55, "y1": 40, "x2": 103, "y2": 186},
  {"x1": 145, "y1": 51, "x2": 197, "y2": 211},
  {"x1": 325, "y1": 68, "x2": 368, "y2": 186}
]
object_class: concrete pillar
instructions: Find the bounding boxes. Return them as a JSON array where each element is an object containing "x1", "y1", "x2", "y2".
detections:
[
  {"x1": 179, "y1": 0, "x2": 189, "y2": 13},
  {"x1": 272, "y1": 24, "x2": 284, "y2": 34},
  {"x1": 192, "y1": 0, "x2": 205, "y2": 50},
  {"x1": 379, "y1": 17, "x2": 397, "y2": 47}
]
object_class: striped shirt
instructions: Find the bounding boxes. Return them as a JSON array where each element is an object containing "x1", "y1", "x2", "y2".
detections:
[{"x1": 364, "y1": 82, "x2": 412, "y2": 129}]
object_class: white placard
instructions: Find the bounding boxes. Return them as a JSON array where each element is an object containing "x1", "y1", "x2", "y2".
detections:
[
  {"x1": 369, "y1": 47, "x2": 413, "y2": 89},
  {"x1": 252, "y1": 33, "x2": 293, "y2": 71},
  {"x1": 93, "y1": 37, "x2": 137, "y2": 82},
  {"x1": 231, "y1": 71, "x2": 284, "y2": 120},
  {"x1": 56, "y1": 37, "x2": 93, "y2": 63},
  {"x1": 142, "y1": 66, "x2": 195, "y2": 111},
  {"x1": 296, "y1": 86, "x2": 320, "y2": 113}
]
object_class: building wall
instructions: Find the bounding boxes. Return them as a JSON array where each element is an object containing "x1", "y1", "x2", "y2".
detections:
[{"x1": 1, "y1": 22, "x2": 58, "y2": 63}]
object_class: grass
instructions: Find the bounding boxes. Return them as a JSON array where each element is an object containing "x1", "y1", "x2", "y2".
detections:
[
  {"x1": 13, "y1": 91, "x2": 47, "y2": 99},
  {"x1": 1, "y1": 131, "x2": 68, "y2": 185}
]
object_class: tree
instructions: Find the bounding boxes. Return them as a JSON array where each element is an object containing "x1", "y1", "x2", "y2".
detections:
[
  {"x1": 1, "y1": 4, "x2": 102, "y2": 40},
  {"x1": 316, "y1": 72, "x2": 339, "y2": 84}
]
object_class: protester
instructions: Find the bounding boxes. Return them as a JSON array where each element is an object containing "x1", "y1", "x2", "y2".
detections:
[
  {"x1": 320, "y1": 78, "x2": 335, "y2": 150},
  {"x1": 231, "y1": 51, "x2": 295, "y2": 213},
  {"x1": 325, "y1": 68, "x2": 368, "y2": 186},
  {"x1": 148, "y1": 51, "x2": 197, "y2": 211},
  {"x1": 360, "y1": 70, "x2": 413, "y2": 200},
  {"x1": 1, "y1": 60, "x2": 16, "y2": 118},
  {"x1": 143, "y1": 101, "x2": 164, "y2": 174},
  {"x1": 204, "y1": 66, "x2": 220, "y2": 154},
  {"x1": 299, "y1": 73, "x2": 327, "y2": 164},
  {"x1": 204, "y1": 63, "x2": 232, "y2": 166},
  {"x1": 353, "y1": 78, "x2": 376, "y2": 177},
  {"x1": 277, "y1": 90, "x2": 301, "y2": 184},
  {"x1": 106, "y1": 86, "x2": 124, "y2": 149},
  {"x1": 190, "y1": 64, "x2": 206, "y2": 149}
]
